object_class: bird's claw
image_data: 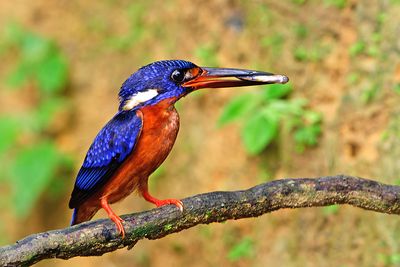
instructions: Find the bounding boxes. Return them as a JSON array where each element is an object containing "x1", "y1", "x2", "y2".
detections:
[
  {"x1": 141, "y1": 190, "x2": 184, "y2": 212},
  {"x1": 155, "y1": 199, "x2": 184, "y2": 212},
  {"x1": 101, "y1": 198, "x2": 126, "y2": 238}
]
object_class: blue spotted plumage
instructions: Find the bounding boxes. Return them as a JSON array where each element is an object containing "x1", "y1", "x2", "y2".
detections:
[{"x1": 69, "y1": 110, "x2": 142, "y2": 209}]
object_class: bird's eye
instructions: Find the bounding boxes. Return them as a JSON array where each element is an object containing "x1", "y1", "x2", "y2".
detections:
[{"x1": 171, "y1": 69, "x2": 186, "y2": 83}]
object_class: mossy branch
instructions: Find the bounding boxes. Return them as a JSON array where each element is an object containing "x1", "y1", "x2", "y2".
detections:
[{"x1": 1, "y1": 175, "x2": 400, "y2": 266}]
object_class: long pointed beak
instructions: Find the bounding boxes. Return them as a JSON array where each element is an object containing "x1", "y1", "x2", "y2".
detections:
[{"x1": 182, "y1": 67, "x2": 289, "y2": 89}]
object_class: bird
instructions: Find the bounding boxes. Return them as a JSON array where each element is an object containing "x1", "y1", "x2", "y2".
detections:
[{"x1": 69, "y1": 60, "x2": 288, "y2": 237}]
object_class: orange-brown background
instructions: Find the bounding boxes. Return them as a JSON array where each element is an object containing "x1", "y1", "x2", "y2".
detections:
[{"x1": 1, "y1": 1, "x2": 400, "y2": 266}]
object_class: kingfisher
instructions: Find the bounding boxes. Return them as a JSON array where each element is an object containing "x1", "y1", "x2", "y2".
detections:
[{"x1": 69, "y1": 60, "x2": 288, "y2": 237}]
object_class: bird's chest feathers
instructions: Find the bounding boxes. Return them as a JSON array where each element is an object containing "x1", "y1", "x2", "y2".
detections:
[
  {"x1": 140, "y1": 100, "x2": 179, "y2": 137},
  {"x1": 97, "y1": 99, "x2": 180, "y2": 202},
  {"x1": 132, "y1": 98, "x2": 180, "y2": 175}
]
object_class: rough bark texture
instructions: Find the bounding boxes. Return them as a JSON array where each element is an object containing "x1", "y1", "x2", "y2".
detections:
[{"x1": 1, "y1": 175, "x2": 400, "y2": 266}]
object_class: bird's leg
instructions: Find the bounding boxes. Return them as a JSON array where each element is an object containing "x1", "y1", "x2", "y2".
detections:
[
  {"x1": 100, "y1": 198, "x2": 125, "y2": 238},
  {"x1": 139, "y1": 182, "x2": 183, "y2": 211}
]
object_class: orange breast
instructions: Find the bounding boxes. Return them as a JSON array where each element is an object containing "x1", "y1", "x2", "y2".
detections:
[{"x1": 85, "y1": 98, "x2": 180, "y2": 206}]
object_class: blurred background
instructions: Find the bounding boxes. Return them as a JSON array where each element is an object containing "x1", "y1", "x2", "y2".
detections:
[{"x1": 0, "y1": 0, "x2": 400, "y2": 266}]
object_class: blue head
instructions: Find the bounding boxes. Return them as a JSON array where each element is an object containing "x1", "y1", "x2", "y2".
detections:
[
  {"x1": 119, "y1": 60, "x2": 198, "y2": 111},
  {"x1": 118, "y1": 59, "x2": 289, "y2": 111}
]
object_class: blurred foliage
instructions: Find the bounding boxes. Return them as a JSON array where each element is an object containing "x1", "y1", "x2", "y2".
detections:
[
  {"x1": 292, "y1": 0, "x2": 347, "y2": 7},
  {"x1": 261, "y1": 33, "x2": 285, "y2": 58},
  {"x1": 106, "y1": 3, "x2": 147, "y2": 51},
  {"x1": 294, "y1": 44, "x2": 331, "y2": 62},
  {"x1": 291, "y1": 0, "x2": 306, "y2": 5},
  {"x1": 228, "y1": 237, "x2": 255, "y2": 261},
  {"x1": 361, "y1": 84, "x2": 380, "y2": 104},
  {"x1": 219, "y1": 83, "x2": 322, "y2": 154},
  {"x1": 322, "y1": 204, "x2": 340, "y2": 216},
  {"x1": 194, "y1": 43, "x2": 219, "y2": 67},
  {"x1": 349, "y1": 41, "x2": 366, "y2": 57},
  {"x1": 3, "y1": 23, "x2": 68, "y2": 92},
  {"x1": 394, "y1": 84, "x2": 400, "y2": 94},
  {"x1": 324, "y1": 0, "x2": 347, "y2": 9},
  {"x1": 11, "y1": 141, "x2": 67, "y2": 215},
  {"x1": 0, "y1": 22, "x2": 72, "y2": 218},
  {"x1": 378, "y1": 253, "x2": 400, "y2": 266}
]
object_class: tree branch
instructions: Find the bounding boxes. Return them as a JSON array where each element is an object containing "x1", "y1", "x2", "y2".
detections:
[{"x1": 1, "y1": 175, "x2": 400, "y2": 266}]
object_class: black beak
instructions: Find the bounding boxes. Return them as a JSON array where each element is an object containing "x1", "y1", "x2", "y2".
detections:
[{"x1": 182, "y1": 67, "x2": 289, "y2": 89}]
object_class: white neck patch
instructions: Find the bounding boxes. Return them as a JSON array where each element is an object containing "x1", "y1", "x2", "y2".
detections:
[{"x1": 122, "y1": 89, "x2": 159, "y2": 110}]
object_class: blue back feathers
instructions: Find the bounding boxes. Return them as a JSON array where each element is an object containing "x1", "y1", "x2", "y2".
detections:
[
  {"x1": 69, "y1": 110, "x2": 142, "y2": 208},
  {"x1": 82, "y1": 112, "x2": 141, "y2": 169}
]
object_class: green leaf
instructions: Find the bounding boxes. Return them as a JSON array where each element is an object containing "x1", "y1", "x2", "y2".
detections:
[
  {"x1": 36, "y1": 98, "x2": 66, "y2": 128},
  {"x1": 388, "y1": 254, "x2": 400, "y2": 264},
  {"x1": 394, "y1": 84, "x2": 400, "y2": 94},
  {"x1": 0, "y1": 117, "x2": 20, "y2": 154},
  {"x1": 361, "y1": 84, "x2": 379, "y2": 104},
  {"x1": 349, "y1": 41, "x2": 365, "y2": 57},
  {"x1": 6, "y1": 62, "x2": 31, "y2": 88},
  {"x1": 2, "y1": 22, "x2": 25, "y2": 47},
  {"x1": 10, "y1": 142, "x2": 62, "y2": 217},
  {"x1": 294, "y1": 124, "x2": 321, "y2": 147},
  {"x1": 261, "y1": 34, "x2": 284, "y2": 50},
  {"x1": 3, "y1": 24, "x2": 68, "y2": 93},
  {"x1": 294, "y1": 46, "x2": 308, "y2": 61},
  {"x1": 241, "y1": 112, "x2": 279, "y2": 155},
  {"x1": 263, "y1": 83, "x2": 293, "y2": 100},
  {"x1": 228, "y1": 237, "x2": 254, "y2": 261},
  {"x1": 294, "y1": 24, "x2": 308, "y2": 39},
  {"x1": 21, "y1": 33, "x2": 51, "y2": 61},
  {"x1": 346, "y1": 72, "x2": 360, "y2": 84},
  {"x1": 323, "y1": 205, "x2": 340, "y2": 215},
  {"x1": 218, "y1": 94, "x2": 256, "y2": 126},
  {"x1": 292, "y1": 0, "x2": 306, "y2": 5},
  {"x1": 268, "y1": 99, "x2": 305, "y2": 117},
  {"x1": 304, "y1": 111, "x2": 322, "y2": 124},
  {"x1": 324, "y1": 0, "x2": 347, "y2": 9},
  {"x1": 35, "y1": 51, "x2": 68, "y2": 93}
]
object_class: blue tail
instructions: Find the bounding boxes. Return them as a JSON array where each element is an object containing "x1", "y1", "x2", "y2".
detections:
[{"x1": 70, "y1": 208, "x2": 78, "y2": 226}]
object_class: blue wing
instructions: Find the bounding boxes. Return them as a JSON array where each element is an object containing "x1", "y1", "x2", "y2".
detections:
[{"x1": 69, "y1": 110, "x2": 143, "y2": 208}]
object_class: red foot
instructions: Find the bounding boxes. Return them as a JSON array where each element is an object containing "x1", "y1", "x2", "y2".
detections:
[
  {"x1": 142, "y1": 190, "x2": 183, "y2": 212},
  {"x1": 101, "y1": 198, "x2": 125, "y2": 238}
]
